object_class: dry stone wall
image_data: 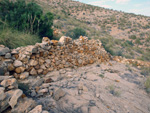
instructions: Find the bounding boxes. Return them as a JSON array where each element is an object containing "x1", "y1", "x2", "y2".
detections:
[
  {"x1": 0, "y1": 36, "x2": 111, "y2": 78},
  {"x1": 113, "y1": 56, "x2": 150, "y2": 67}
]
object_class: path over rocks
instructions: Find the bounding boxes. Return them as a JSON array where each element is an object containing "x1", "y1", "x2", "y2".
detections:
[{"x1": 18, "y1": 61, "x2": 150, "y2": 113}]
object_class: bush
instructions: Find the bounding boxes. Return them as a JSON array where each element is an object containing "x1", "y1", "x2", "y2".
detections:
[
  {"x1": 135, "y1": 39, "x2": 142, "y2": 45},
  {"x1": 66, "y1": 28, "x2": 86, "y2": 39},
  {"x1": 140, "y1": 67, "x2": 150, "y2": 76},
  {"x1": 129, "y1": 35, "x2": 136, "y2": 40}
]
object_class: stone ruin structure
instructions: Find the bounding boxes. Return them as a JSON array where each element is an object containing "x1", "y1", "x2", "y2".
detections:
[
  {"x1": 0, "y1": 36, "x2": 111, "y2": 78},
  {"x1": 0, "y1": 36, "x2": 150, "y2": 113}
]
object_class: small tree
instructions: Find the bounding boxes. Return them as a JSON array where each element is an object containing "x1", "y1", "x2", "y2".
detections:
[{"x1": 0, "y1": 0, "x2": 53, "y2": 39}]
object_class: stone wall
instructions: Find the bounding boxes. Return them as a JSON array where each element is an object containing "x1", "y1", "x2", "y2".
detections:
[{"x1": 0, "y1": 36, "x2": 111, "y2": 78}]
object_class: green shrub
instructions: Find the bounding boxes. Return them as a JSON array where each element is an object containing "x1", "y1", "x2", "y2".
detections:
[
  {"x1": 99, "y1": 74, "x2": 104, "y2": 78},
  {"x1": 129, "y1": 35, "x2": 136, "y2": 40},
  {"x1": 135, "y1": 39, "x2": 142, "y2": 45},
  {"x1": 140, "y1": 67, "x2": 150, "y2": 76},
  {"x1": 66, "y1": 27, "x2": 86, "y2": 39},
  {"x1": 122, "y1": 40, "x2": 134, "y2": 47},
  {"x1": 107, "y1": 85, "x2": 121, "y2": 97}
]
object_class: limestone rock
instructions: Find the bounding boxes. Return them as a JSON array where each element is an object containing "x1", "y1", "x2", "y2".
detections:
[
  {"x1": 59, "y1": 36, "x2": 72, "y2": 45},
  {"x1": 44, "y1": 78, "x2": 54, "y2": 83},
  {"x1": 31, "y1": 90, "x2": 36, "y2": 97},
  {"x1": 20, "y1": 72, "x2": 29, "y2": 79},
  {"x1": 11, "y1": 49, "x2": 19, "y2": 54},
  {"x1": 7, "y1": 63, "x2": 15, "y2": 71},
  {"x1": 40, "y1": 43, "x2": 50, "y2": 50},
  {"x1": 29, "y1": 60, "x2": 38, "y2": 66},
  {"x1": 0, "y1": 68, "x2": 5, "y2": 75},
  {"x1": 0, "y1": 87, "x2": 6, "y2": 101},
  {"x1": 38, "y1": 88, "x2": 48, "y2": 95},
  {"x1": 0, "y1": 47, "x2": 10, "y2": 56},
  {"x1": 0, "y1": 76, "x2": 12, "y2": 82},
  {"x1": 0, "y1": 61, "x2": 7, "y2": 73},
  {"x1": 4, "y1": 59, "x2": 13, "y2": 63},
  {"x1": 37, "y1": 69, "x2": 43, "y2": 74},
  {"x1": 42, "y1": 111, "x2": 49, "y2": 113},
  {"x1": 1, "y1": 78, "x2": 18, "y2": 89},
  {"x1": 30, "y1": 68, "x2": 37, "y2": 75},
  {"x1": 0, "y1": 93, "x2": 11, "y2": 113},
  {"x1": 78, "y1": 84, "x2": 88, "y2": 92},
  {"x1": 53, "y1": 88, "x2": 66, "y2": 101},
  {"x1": 11, "y1": 98, "x2": 36, "y2": 113},
  {"x1": 29, "y1": 105, "x2": 42, "y2": 113},
  {"x1": 9, "y1": 89, "x2": 23, "y2": 108},
  {"x1": 27, "y1": 46, "x2": 38, "y2": 53},
  {"x1": 42, "y1": 37, "x2": 50, "y2": 44},
  {"x1": 5, "y1": 53, "x2": 11, "y2": 59},
  {"x1": 32, "y1": 78, "x2": 44, "y2": 87},
  {"x1": 15, "y1": 67, "x2": 25, "y2": 74},
  {"x1": 14, "y1": 60, "x2": 23, "y2": 67},
  {"x1": 89, "y1": 106, "x2": 99, "y2": 113},
  {"x1": 45, "y1": 59, "x2": 51, "y2": 64}
]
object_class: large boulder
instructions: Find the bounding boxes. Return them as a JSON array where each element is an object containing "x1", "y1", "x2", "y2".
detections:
[
  {"x1": 59, "y1": 36, "x2": 72, "y2": 45},
  {"x1": 0, "y1": 92, "x2": 11, "y2": 113},
  {"x1": 11, "y1": 98, "x2": 36, "y2": 113}
]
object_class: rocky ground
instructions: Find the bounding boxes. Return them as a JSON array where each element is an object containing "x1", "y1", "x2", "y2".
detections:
[{"x1": 1, "y1": 61, "x2": 150, "y2": 113}]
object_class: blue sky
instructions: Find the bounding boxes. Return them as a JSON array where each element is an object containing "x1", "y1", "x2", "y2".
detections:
[{"x1": 74, "y1": 0, "x2": 150, "y2": 16}]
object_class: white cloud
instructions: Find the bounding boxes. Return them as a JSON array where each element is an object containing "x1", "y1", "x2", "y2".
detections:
[
  {"x1": 134, "y1": 4, "x2": 142, "y2": 7},
  {"x1": 116, "y1": 0, "x2": 130, "y2": 4},
  {"x1": 88, "y1": 0, "x2": 130, "y2": 7},
  {"x1": 128, "y1": 8, "x2": 150, "y2": 16},
  {"x1": 101, "y1": 5, "x2": 112, "y2": 8},
  {"x1": 88, "y1": 1, "x2": 112, "y2": 8}
]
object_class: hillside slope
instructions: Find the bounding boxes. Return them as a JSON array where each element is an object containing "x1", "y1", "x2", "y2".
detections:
[{"x1": 30, "y1": 0, "x2": 150, "y2": 61}]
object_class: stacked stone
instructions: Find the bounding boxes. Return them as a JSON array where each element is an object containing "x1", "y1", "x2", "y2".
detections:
[
  {"x1": 113, "y1": 56, "x2": 150, "y2": 67},
  {"x1": 0, "y1": 36, "x2": 110, "y2": 78}
]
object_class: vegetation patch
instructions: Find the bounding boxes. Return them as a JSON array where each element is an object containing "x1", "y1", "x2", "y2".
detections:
[
  {"x1": 106, "y1": 85, "x2": 121, "y2": 97},
  {"x1": 0, "y1": 28, "x2": 41, "y2": 49},
  {"x1": 145, "y1": 77, "x2": 150, "y2": 93}
]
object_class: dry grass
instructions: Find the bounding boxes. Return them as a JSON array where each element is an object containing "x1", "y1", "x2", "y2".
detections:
[{"x1": 0, "y1": 28, "x2": 41, "y2": 49}]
